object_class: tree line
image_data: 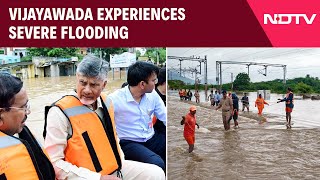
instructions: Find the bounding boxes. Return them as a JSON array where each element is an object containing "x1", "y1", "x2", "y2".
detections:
[
  {"x1": 169, "y1": 73, "x2": 320, "y2": 94},
  {"x1": 21, "y1": 48, "x2": 166, "y2": 64}
]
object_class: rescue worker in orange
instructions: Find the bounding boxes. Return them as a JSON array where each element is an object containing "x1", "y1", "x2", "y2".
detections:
[
  {"x1": 255, "y1": 94, "x2": 269, "y2": 115},
  {"x1": 0, "y1": 73, "x2": 55, "y2": 180},
  {"x1": 183, "y1": 89, "x2": 187, "y2": 100},
  {"x1": 277, "y1": 87, "x2": 294, "y2": 129},
  {"x1": 44, "y1": 55, "x2": 165, "y2": 180},
  {"x1": 181, "y1": 105, "x2": 199, "y2": 153}
]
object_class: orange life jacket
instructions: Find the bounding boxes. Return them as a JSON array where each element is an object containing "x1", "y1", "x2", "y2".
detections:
[
  {"x1": 0, "y1": 126, "x2": 55, "y2": 180},
  {"x1": 44, "y1": 95, "x2": 122, "y2": 175}
]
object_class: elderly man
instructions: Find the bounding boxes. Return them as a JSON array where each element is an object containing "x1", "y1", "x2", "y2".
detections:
[
  {"x1": 44, "y1": 55, "x2": 164, "y2": 180},
  {"x1": 0, "y1": 73, "x2": 55, "y2": 179},
  {"x1": 107, "y1": 61, "x2": 166, "y2": 171}
]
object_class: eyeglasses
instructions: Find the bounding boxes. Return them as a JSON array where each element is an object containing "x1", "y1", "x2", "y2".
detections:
[{"x1": 8, "y1": 102, "x2": 30, "y2": 113}]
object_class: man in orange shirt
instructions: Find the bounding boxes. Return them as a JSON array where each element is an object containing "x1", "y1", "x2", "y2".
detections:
[
  {"x1": 180, "y1": 106, "x2": 199, "y2": 153},
  {"x1": 255, "y1": 94, "x2": 269, "y2": 115}
]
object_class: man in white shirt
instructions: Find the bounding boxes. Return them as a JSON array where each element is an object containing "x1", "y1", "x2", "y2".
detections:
[
  {"x1": 44, "y1": 55, "x2": 165, "y2": 180},
  {"x1": 108, "y1": 61, "x2": 166, "y2": 172}
]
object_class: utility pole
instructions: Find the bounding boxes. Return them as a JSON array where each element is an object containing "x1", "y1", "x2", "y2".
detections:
[
  {"x1": 156, "y1": 48, "x2": 159, "y2": 66},
  {"x1": 283, "y1": 65, "x2": 287, "y2": 84},
  {"x1": 168, "y1": 55, "x2": 208, "y2": 91},
  {"x1": 231, "y1": 73, "x2": 233, "y2": 91},
  {"x1": 204, "y1": 55, "x2": 208, "y2": 98},
  {"x1": 216, "y1": 61, "x2": 219, "y2": 90},
  {"x1": 179, "y1": 59, "x2": 182, "y2": 76},
  {"x1": 195, "y1": 70, "x2": 198, "y2": 90},
  {"x1": 216, "y1": 61, "x2": 287, "y2": 89}
]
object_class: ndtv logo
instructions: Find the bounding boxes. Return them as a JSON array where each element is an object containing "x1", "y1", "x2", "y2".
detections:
[{"x1": 264, "y1": 14, "x2": 317, "y2": 24}]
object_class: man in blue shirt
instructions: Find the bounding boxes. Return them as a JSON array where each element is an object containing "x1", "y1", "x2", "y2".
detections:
[
  {"x1": 277, "y1": 87, "x2": 294, "y2": 129},
  {"x1": 107, "y1": 61, "x2": 166, "y2": 172}
]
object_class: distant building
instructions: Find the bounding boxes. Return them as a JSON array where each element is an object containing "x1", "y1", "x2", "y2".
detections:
[
  {"x1": 0, "y1": 54, "x2": 20, "y2": 64},
  {"x1": 0, "y1": 47, "x2": 27, "y2": 57},
  {"x1": 0, "y1": 54, "x2": 34, "y2": 79}
]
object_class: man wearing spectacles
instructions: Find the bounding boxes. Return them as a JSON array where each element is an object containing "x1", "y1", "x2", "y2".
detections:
[
  {"x1": 108, "y1": 61, "x2": 166, "y2": 172},
  {"x1": 0, "y1": 73, "x2": 55, "y2": 180}
]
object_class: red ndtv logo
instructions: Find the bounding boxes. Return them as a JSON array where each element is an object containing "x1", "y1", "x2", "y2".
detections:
[{"x1": 264, "y1": 14, "x2": 317, "y2": 24}]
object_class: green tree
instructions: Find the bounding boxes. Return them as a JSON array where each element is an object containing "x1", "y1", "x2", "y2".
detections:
[
  {"x1": 136, "y1": 50, "x2": 141, "y2": 60},
  {"x1": 168, "y1": 80, "x2": 186, "y2": 90},
  {"x1": 90, "y1": 48, "x2": 128, "y2": 62},
  {"x1": 145, "y1": 48, "x2": 166, "y2": 64},
  {"x1": 295, "y1": 82, "x2": 314, "y2": 93},
  {"x1": 27, "y1": 48, "x2": 79, "y2": 57},
  {"x1": 233, "y1": 73, "x2": 250, "y2": 91}
]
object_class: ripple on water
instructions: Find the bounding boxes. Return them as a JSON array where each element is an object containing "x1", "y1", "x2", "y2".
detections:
[{"x1": 168, "y1": 96, "x2": 320, "y2": 179}]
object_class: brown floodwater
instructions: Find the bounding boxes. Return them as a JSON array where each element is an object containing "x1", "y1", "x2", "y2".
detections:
[
  {"x1": 168, "y1": 92, "x2": 320, "y2": 180},
  {"x1": 23, "y1": 74, "x2": 126, "y2": 145}
]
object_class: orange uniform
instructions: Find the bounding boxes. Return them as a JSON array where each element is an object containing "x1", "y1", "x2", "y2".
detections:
[
  {"x1": 183, "y1": 113, "x2": 196, "y2": 145},
  {"x1": 255, "y1": 97, "x2": 268, "y2": 115}
]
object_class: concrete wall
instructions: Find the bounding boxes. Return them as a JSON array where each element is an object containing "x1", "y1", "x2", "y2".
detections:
[{"x1": 51, "y1": 64, "x2": 60, "y2": 77}]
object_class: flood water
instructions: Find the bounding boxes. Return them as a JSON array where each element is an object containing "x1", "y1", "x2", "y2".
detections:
[
  {"x1": 168, "y1": 90, "x2": 320, "y2": 179},
  {"x1": 23, "y1": 75, "x2": 126, "y2": 145},
  {"x1": 172, "y1": 90, "x2": 320, "y2": 128}
]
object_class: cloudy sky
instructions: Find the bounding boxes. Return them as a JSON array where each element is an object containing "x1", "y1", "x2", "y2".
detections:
[{"x1": 167, "y1": 48, "x2": 320, "y2": 84}]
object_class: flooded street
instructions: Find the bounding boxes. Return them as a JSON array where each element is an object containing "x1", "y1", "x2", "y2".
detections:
[
  {"x1": 173, "y1": 90, "x2": 320, "y2": 128},
  {"x1": 23, "y1": 75, "x2": 126, "y2": 145},
  {"x1": 168, "y1": 94, "x2": 320, "y2": 179}
]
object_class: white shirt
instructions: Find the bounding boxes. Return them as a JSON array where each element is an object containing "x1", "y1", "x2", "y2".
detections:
[
  {"x1": 107, "y1": 86, "x2": 166, "y2": 142},
  {"x1": 44, "y1": 91, "x2": 124, "y2": 180}
]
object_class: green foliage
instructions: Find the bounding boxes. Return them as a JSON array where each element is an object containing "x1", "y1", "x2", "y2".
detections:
[
  {"x1": 221, "y1": 83, "x2": 232, "y2": 91},
  {"x1": 145, "y1": 48, "x2": 166, "y2": 64},
  {"x1": 295, "y1": 82, "x2": 314, "y2": 93},
  {"x1": 90, "y1": 48, "x2": 128, "y2": 62},
  {"x1": 27, "y1": 48, "x2": 80, "y2": 58},
  {"x1": 171, "y1": 75, "x2": 320, "y2": 94},
  {"x1": 233, "y1": 73, "x2": 250, "y2": 91},
  {"x1": 136, "y1": 50, "x2": 141, "y2": 59},
  {"x1": 168, "y1": 80, "x2": 186, "y2": 90},
  {"x1": 20, "y1": 56, "x2": 32, "y2": 62}
]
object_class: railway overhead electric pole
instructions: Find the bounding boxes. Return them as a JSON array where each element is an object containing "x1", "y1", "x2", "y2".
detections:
[
  {"x1": 216, "y1": 61, "x2": 287, "y2": 90},
  {"x1": 168, "y1": 55, "x2": 208, "y2": 94}
]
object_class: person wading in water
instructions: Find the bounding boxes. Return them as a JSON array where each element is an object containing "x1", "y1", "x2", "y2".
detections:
[{"x1": 181, "y1": 106, "x2": 199, "y2": 153}]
